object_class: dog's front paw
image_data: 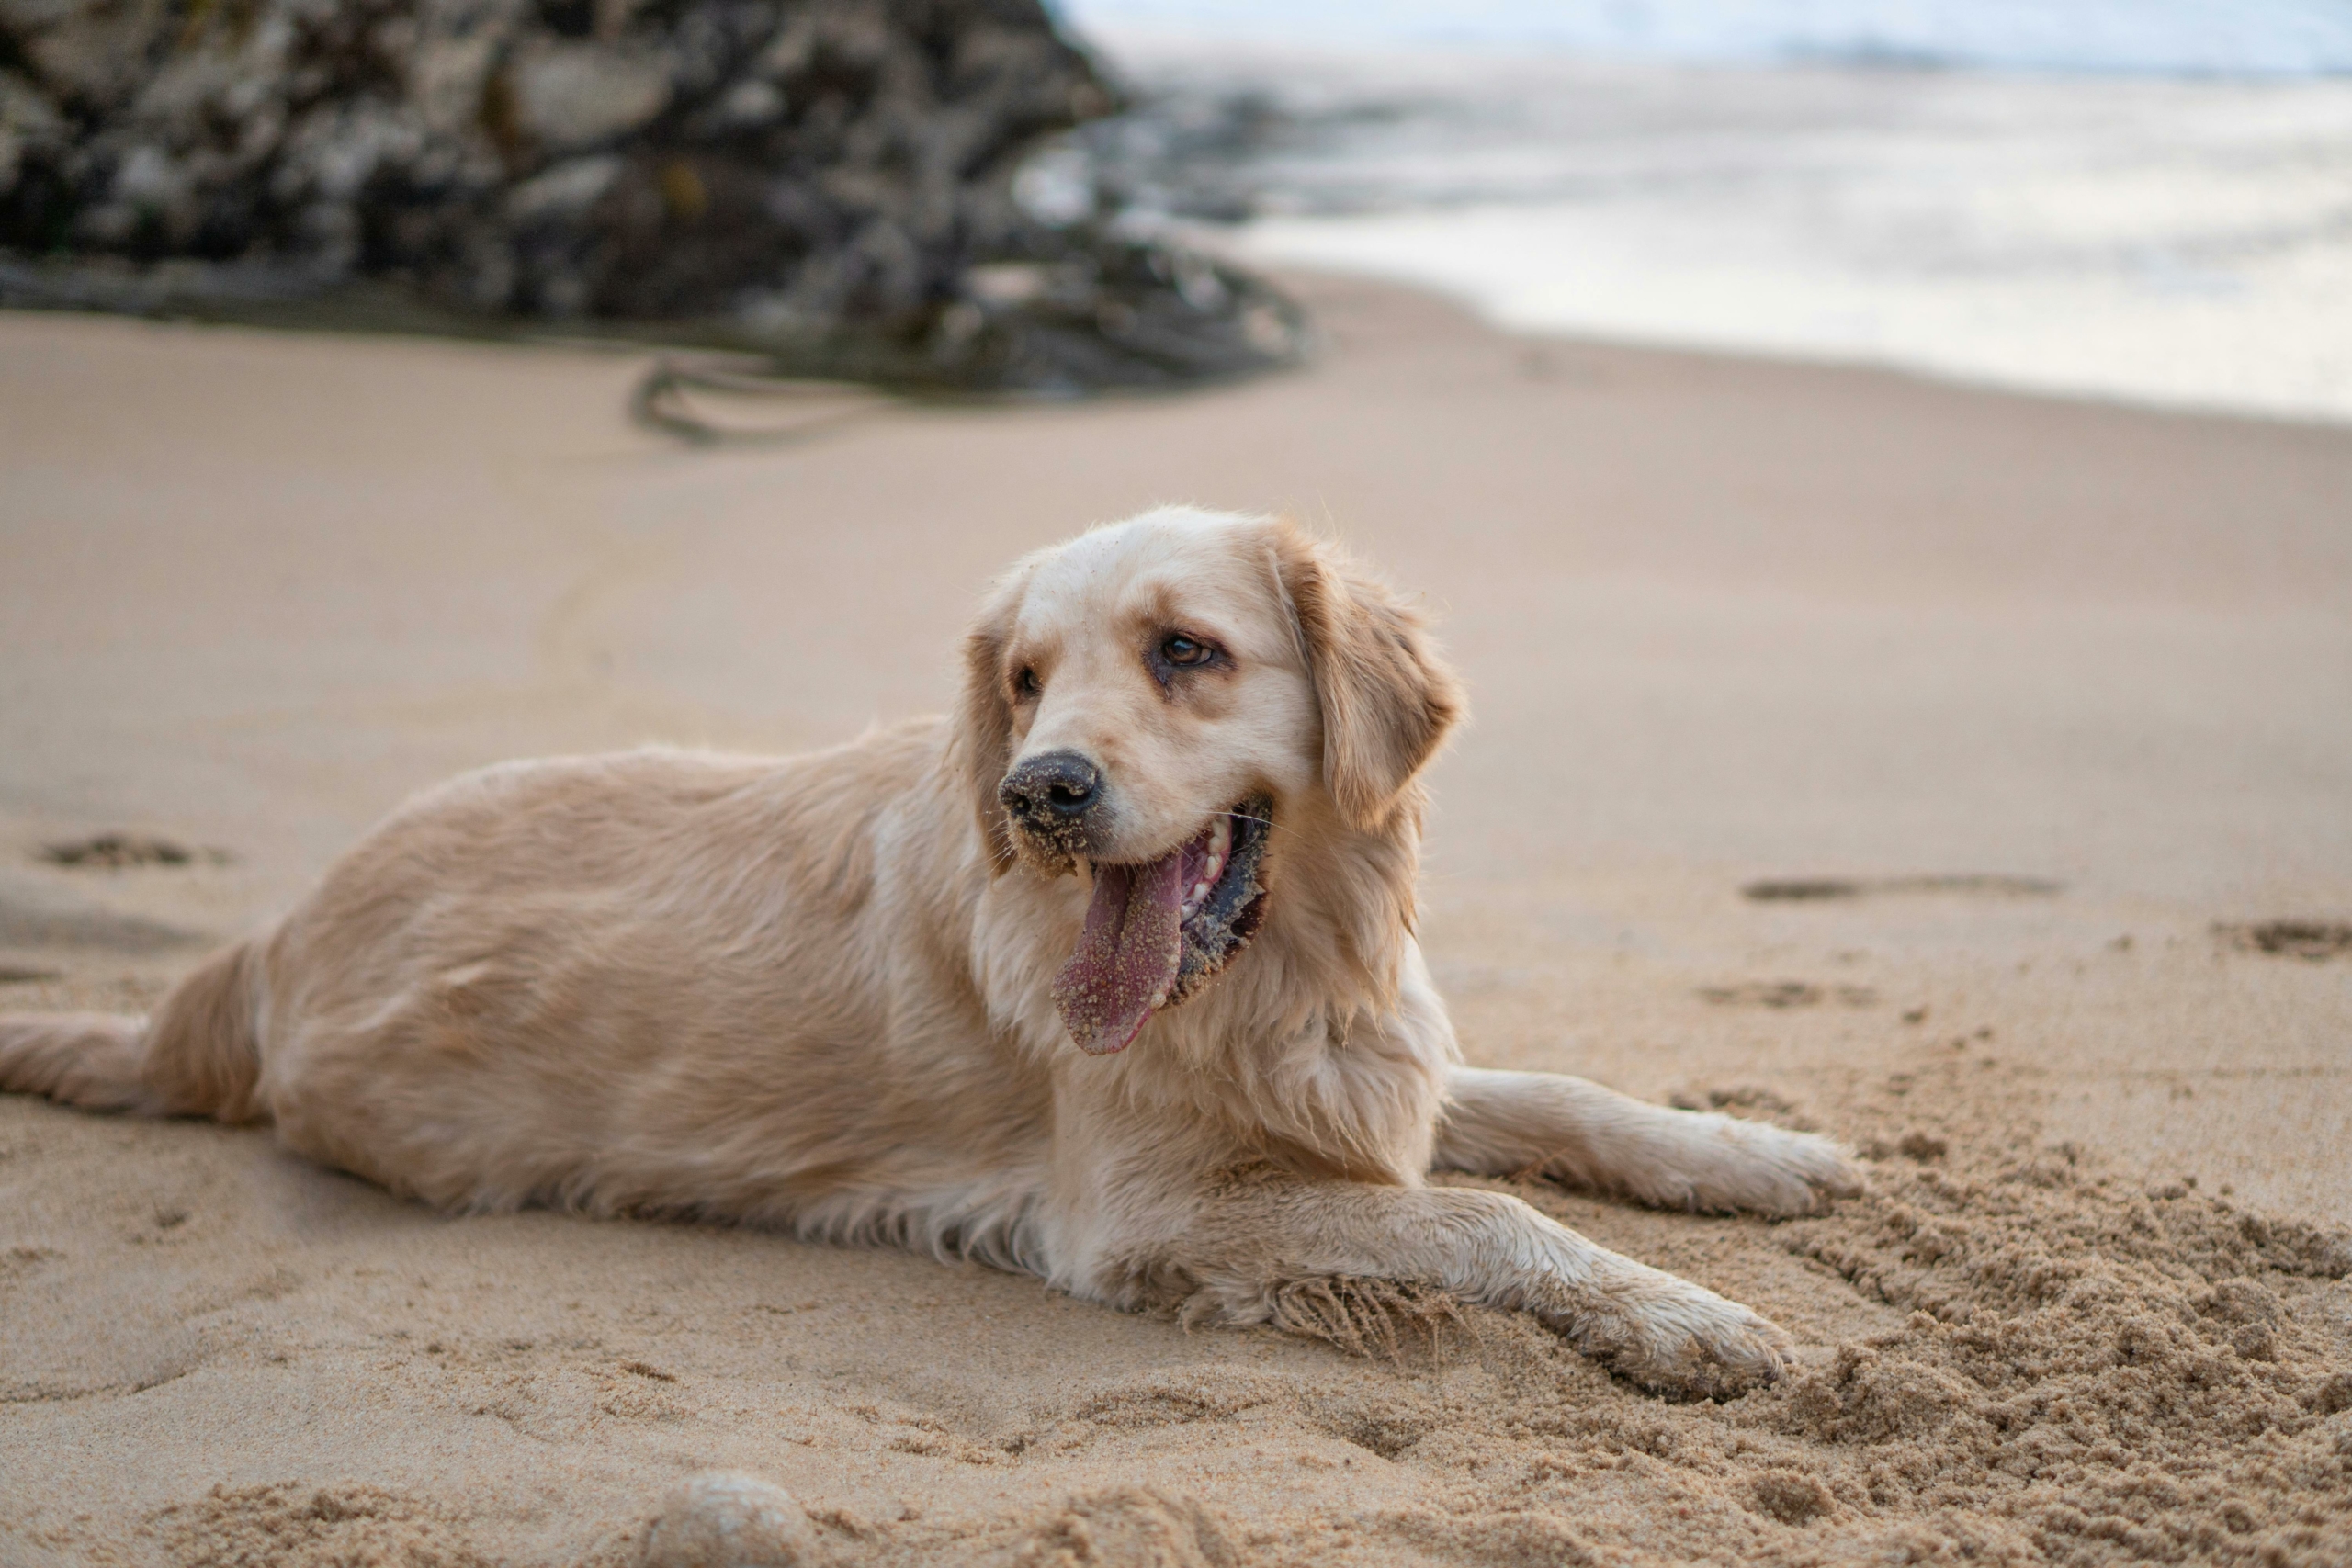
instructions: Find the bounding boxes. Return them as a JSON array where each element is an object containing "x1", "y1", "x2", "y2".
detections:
[
  {"x1": 1606, "y1": 1299, "x2": 1792, "y2": 1399},
  {"x1": 1679, "y1": 1118, "x2": 1863, "y2": 1217},
  {"x1": 1552, "y1": 1267, "x2": 1794, "y2": 1398}
]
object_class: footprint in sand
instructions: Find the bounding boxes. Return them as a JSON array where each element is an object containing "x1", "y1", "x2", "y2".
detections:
[
  {"x1": 2217, "y1": 919, "x2": 2352, "y2": 961},
  {"x1": 1741, "y1": 874, "x2": 2062, "y2": 901},
  {"x1": 40, "y1": 832, "x2": 229, "y2": 869},
  {"x1": 1696, "y1": 980, "x2": 1878, "y2": 1009}
]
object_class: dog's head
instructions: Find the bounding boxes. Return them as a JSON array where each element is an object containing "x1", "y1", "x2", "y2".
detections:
[{"x1": 958, "y1": 508, "x2": 1463, "y2": 1055}]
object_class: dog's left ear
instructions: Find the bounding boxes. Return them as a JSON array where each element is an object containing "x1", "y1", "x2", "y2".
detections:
[
  {"x1": 1273, "y1": 523, "x2": 1465, "y2": 831},
  {"x1": 956, "y1": 582, "x2": 1023, "y2": 875}
]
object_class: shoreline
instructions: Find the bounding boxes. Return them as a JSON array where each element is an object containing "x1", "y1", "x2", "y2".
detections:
[
  {"x1": 1072, "y1": 37, "x2": 2352, "y2": 427},
  {"x1": 1231, "y1": 224, "x2": 2352, "y2": 432},
  {"x1": 1256, "y1": 249, "x2": 2352, "y2": 434}
]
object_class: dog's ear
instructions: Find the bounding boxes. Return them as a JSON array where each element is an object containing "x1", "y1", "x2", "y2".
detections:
[
  {"x1": 956, "y1": 582, "x2": 1023, "y2": 875},
  {"x1": 1273, "y1": 523, "x2": 1465, "y2": 831}
]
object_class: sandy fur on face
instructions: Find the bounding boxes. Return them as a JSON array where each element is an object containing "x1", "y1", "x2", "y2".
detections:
[{"x1": 3, "y1": 276, "x2": 2351, "y2": 1563}]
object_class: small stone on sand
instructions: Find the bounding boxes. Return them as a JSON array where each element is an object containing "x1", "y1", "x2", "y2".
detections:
[{"x1": 639, "y1": 1472, "x2": 814, "y2": 1568}]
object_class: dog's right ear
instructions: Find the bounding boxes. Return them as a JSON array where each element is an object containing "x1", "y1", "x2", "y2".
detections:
[{"x1": 956, "y1": 582, "x2": 1022, "y2": 876}]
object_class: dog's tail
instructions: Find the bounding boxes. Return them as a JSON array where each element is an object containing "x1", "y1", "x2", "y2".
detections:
[{"x1": 0, "y1": 938, "x2": 268, "y2": 1122}]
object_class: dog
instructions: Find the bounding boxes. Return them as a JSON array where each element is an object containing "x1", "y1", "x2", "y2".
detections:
[{"x1": 0, "y1": 507, "x2": 1856, "y2": 1396}]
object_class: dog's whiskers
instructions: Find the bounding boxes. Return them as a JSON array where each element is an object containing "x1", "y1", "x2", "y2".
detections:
[{"x1": 1220, "y1": 809, "x2": 1294, "y2": 846}]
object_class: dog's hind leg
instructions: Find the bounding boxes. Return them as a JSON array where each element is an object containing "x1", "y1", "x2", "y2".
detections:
[{"x1": 1432, "y1": 1066, "x2": 1858, "y2": 1216}]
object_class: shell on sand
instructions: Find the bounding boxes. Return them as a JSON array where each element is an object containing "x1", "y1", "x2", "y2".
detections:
[{"x1": 641, "y1": 1473, "x2": 815, "y2": 1568}]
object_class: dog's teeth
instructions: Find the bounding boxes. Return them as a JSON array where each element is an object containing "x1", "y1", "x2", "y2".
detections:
[
  {"x1": 1179, "y1": 818, "x2": 1234, "y2": 923},
  {"x1": 1181, "y1": 876, "x2": 1213, "y2": 918}
]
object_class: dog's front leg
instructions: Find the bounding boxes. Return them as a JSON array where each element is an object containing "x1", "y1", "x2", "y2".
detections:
[
  {"x1": 1432, "y1": 1066, "x2": 1860, "y2": 1215},
  {"x1": 1165, "y1": 1171, "x2": 1792, "y2": 1397}
]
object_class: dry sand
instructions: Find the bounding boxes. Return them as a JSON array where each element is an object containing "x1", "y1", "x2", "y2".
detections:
[{"x1": 1, "y1": 275, "x2": 2348, "y2": 1565}]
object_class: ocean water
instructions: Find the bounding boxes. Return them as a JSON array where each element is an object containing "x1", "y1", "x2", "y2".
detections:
[
  {"x1": 1053, "y1": 0, "x2": 2352, "y2": 78},
  {"x1": 1046, "y1": 6, "x2": 2352, "y2": 423}
]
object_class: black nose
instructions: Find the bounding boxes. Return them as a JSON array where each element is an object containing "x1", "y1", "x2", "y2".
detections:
[{"x1": 999, "y1": 750, "x2": 1103, "y2": 825}]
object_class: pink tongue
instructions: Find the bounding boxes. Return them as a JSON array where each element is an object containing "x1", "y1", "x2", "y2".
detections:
[{"x1": 1051, "y1": 850, "x2": 1189, "y2": 1055}]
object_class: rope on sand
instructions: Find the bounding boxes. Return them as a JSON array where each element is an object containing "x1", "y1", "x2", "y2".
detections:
[{"x1": 628, "y1": 356, "x2": 902, "y2": 447}]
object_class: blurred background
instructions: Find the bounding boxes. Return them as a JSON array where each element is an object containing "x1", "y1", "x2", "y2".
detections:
[
  {"x1": 1051, "y1": 0, "x2": 2352, "y2": 421},
  {"x1": 8, "y1": 0, "x2": 2352, "y2": 415}
]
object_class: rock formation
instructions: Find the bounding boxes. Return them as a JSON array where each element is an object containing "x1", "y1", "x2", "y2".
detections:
[{"x1": 0, "y1": 0, "x2": 1303, "y2": 389}]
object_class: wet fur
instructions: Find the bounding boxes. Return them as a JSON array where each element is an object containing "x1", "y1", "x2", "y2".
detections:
[{"x1": 0, "y1": 508, "x2": 1858, "y2": 1396}]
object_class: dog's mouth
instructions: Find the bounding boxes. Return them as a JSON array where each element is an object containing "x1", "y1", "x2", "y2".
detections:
[{"x1": 1049, "y1": 795, "x2": 1272, "y2": 1055}]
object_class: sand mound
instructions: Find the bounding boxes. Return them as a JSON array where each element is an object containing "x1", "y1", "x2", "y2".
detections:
[
  {"x1": 1758, "y1": 1168, "x2": 2351, "y2": 1563},
  {"x1": 152, "y1": 1483, "x2": 492, "y2": 1568}
]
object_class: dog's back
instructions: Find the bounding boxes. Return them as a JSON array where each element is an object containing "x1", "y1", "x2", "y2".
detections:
[{"x1": 0, "y1": 728, "x2": 1047, "y2": 1242}]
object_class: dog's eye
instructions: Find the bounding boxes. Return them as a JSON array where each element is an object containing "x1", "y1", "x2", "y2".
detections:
[
  {"x1": 1161, "y1": 635, "x2": 1213, "y2": 668},
  {"x1": 1015, "y1": 667, "x2": 1041, "y2": 698}
]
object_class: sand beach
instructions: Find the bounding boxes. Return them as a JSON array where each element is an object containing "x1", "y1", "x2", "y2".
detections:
[{"x1": 2, "y1": 270, "x2": 2349, "y2": 1564}]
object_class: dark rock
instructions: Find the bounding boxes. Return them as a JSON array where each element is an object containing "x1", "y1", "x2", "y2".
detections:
[{"x1": 0, "y1": 0, "x2": 1305, "y2": 390}]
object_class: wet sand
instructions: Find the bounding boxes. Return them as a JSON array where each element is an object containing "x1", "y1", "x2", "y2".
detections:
[{"x1": 2, "y1": 275, "x2": 2348, "y2": 1564}]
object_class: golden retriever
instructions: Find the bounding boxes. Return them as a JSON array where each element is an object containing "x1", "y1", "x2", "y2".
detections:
[{"x1": 0, "y1": 507, "x2": 1856, "y2": 1395}]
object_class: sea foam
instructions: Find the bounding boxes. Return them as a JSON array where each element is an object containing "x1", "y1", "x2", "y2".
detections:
[{"x1": 1053, "y1": 21, "x2": 2352, "y2": 424}]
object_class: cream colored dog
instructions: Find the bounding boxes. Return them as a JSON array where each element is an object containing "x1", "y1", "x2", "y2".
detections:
[{"x1": 0, "y1": 507, "x2": 1856, "y2": 1396}]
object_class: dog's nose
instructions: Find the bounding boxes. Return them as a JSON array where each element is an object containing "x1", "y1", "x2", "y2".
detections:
[{"x1": 999, "y1": 750, "x2": 1103, "y2": 825}]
